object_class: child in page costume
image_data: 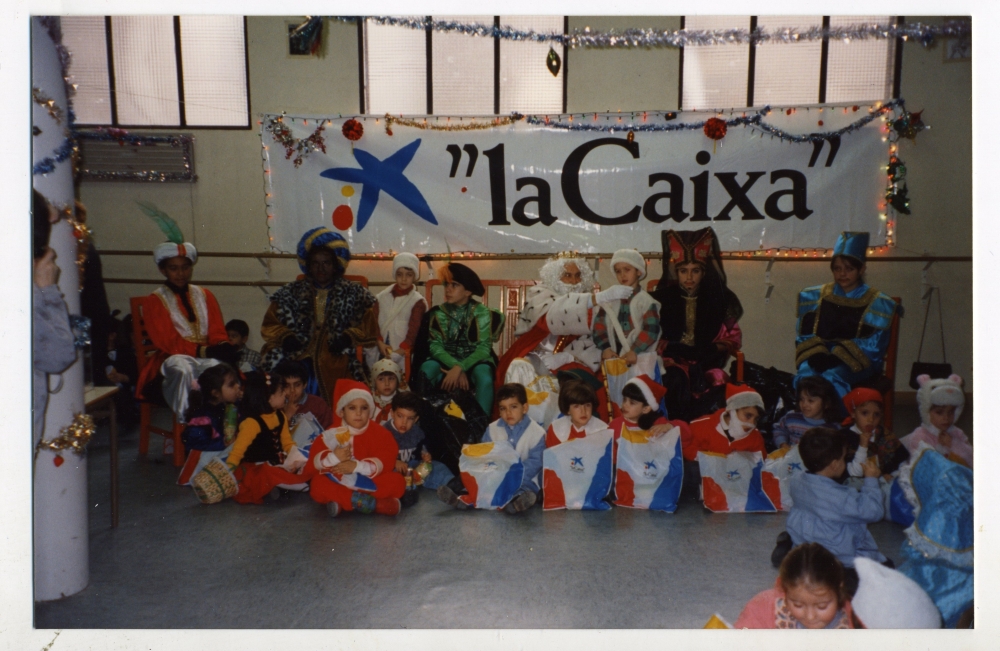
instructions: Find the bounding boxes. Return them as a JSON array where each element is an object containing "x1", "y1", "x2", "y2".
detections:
[
  {"x1": 900, "y1": 374, "x2": 972, "y2": 468},
  {"x1": 794, "y1": 232, "x2": 897, "y2": 397},
  {"x1": 839, "y1": 388, "x2": 908, "y2": 481},
  {"x1": 304, "y1": 379, "x2": 405, "y2": 517},
  {"x1": 593, "y1": 249, "x2": 661, "y2": 371},
  {"x1": 651, "y1": 228, "x2": 743, "y2": 421},
  {"x1": 138, "y1": 240, "x2": 239, "y2": 422},
  {"x1": 366, "y1": 253, "x2": 427, "y2": 372}
]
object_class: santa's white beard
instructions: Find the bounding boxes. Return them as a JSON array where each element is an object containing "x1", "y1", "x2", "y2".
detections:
[{"x1": 552, "y1": 280, "x2": 585, "y2": 294}]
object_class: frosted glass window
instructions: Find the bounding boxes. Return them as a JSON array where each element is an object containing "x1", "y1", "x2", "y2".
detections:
[
  {"x1": 826, "y1": 15, "x2": 895, "y2": 102},
  {"x1": 111, "y1": 16, "x2": 180, "y2": 126},
  {"x1": 754, "y1": 15, "x2": 823, "y2": 105},
  {"x1": 682, "y1": 16, "x2": 751, "y2": 110},
  {"x1": 499, "y1": 15, "x2": 563, "y2": 114},
  {"x1": 179, "y1": 16, "x2": 248, "y2": 126},
  {"x1": 432, "y1": 15, "x2": 494, "y2": 114},
  {"x1": 365, "y1": 18, "x2": 428, "y2": 114},
  {"x1": 61, "y1": 17, "x2": 112, "y2": 125}
]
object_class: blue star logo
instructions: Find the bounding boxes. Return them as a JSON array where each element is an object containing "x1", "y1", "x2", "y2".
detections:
[
  {"x1": 485, "y1": 461, "x2": 497, "y2": 469},
  {"x1": 788, "y1": 462, "x2": 802, "y2": 472},
  {"x1": 571, "y1": 457, "x2": 583, "y2": 466},
  {"x1": 726, "y1": 470, "x2": 741, "y2": 480},
  {"x1": 320, "y1": 139, "x2": 438, "y2": 232},
  {"x1": 644, "y1": 460, "x2": 657, "y2": 471}
]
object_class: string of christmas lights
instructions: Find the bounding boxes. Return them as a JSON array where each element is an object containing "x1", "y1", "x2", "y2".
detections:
[{"x1": 323, "y1": 16, "x2": 969, "y2": 49}]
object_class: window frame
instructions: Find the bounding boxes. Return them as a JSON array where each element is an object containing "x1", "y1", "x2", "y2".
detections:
[
  {"x1": 71, "y1": 15, "x2": 252, "y2": 130},
  {"x1": 678, "y1": 15, "x2": 903, "y2": 110},
  {"x1": 357, "y1": 16, "x2": 568, "y2": 116}
]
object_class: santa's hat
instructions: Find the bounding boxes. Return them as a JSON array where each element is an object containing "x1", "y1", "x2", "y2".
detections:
[
  {"x1": 916, "y1": 373, "x2": 965, "y2": 429},
  {"x1": 843, "y1": 387, "x2": 883, "y2": 414},
  {"x1": 625, "y1": 375, "x2": 666, "y2": 409},
  {"x1": 332, "y1": 379, "x2": 375, "y2": 424},
  {"x1": 725, "y1": 384, "x2": 764, "y2": 412},
  {"x1": 392, "y1": 252, "x2": 421, "y2": 281},
  {"x1": 154, "y1": 242, "x2": 197, "y2": 265},
  {"x1": 610, "y1": 248, "x2": 647, "y2": 280},
  {"x1": 851, "y1": 557, "x2": 942, "y2": 628}
]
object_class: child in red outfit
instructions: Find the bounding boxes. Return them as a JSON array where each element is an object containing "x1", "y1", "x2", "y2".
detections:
[
  {"x1": 609, "y1": 375, "x2": 689, "y2": 464},
  {"x1": 304, "y1": 379, "x2": 406, "y2": 517},
  {"x1": 682, "y1": 384, "x2": 767, "y2": 461}
]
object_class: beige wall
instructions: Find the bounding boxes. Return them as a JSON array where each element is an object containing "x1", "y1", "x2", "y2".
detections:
[{"x1": 81, "y1": 15, "x2": 971, "y2": 391}]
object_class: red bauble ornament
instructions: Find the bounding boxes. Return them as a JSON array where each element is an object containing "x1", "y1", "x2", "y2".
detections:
[
  {"x1": 341, "y1": 119, "x2": 364, "y2": 142},
  {"x1": 818, "y1": 120, "x2": 824, "y2": 126},
  {"x1": 53, "y1": 455, "x2": 64, "y2": 467},
  {"x1": 703, "y1": 118, "x2": 727, "y2": 141}
]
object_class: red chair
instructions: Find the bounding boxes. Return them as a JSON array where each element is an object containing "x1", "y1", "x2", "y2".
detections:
[{"x1": 130, "y1": 296, "x2": 185, "y2": 467}]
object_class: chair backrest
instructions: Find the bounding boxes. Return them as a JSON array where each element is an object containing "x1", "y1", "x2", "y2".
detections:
[
  {"x1": 647, "y1": 278, "x2": 660, "y2": 292},
  {"x1": 883, "y1": 297, "x2": 902, "y2": 380},
  {"x1": 129, "y1": 295, "x2": 162, "y2": 369},
  {"x1": 423, "y1": 278, "x2": 538, "y2": 356}
]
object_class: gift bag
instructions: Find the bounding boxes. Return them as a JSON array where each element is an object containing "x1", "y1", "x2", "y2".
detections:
[
  {"x1": 290, "y1": 411, "x2": 324, "y2": 452},
  {"x1": 543, "y1": 428, "x2": 614, "y2": 511},
  {"x1": 177, "y1": 446, "x2": 232, "y2": 486},
  {"x1": 524, "y1": 374, "x2": 561, "y2": 429},
  {"x1": 455, "y1": 440, "x2": 524, "y2": 509},
  {"x1": 614, "y1": 426, "x2": 684, "y2": 513},
  {"x1": 603, "y1": 354, "x2": 659, "y2": 412},
  {"x1": 191, "y1": 458, "x2": 239, "y2": 504},
  {"x1": 697, "y1": 450, "x2": 779, "y2": 513},
  {"x1": 761, "y1": 445, "x2": 806, "y2": 511}
]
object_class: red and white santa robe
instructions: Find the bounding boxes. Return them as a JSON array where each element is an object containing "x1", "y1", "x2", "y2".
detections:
[
  {"x1": 303, "y1": 421, "x2": 406, "y2": 510},
  {"x1": 682, "y1": 408, "x2": 768, "y2": 461}
]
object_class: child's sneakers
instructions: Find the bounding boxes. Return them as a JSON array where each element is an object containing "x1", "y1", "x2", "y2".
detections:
[
  {"x1": 375, "y1": 497, "x2": 401, "y2": 516},
  {"x1": 326, "y1": 501, "x2": 341, "y2": 518},
  {"x1": 503, "y1": 490, "x2": 537, "y2": 515},
  {"x1": 437, "y1": 484, "x2": 470, "y2": 510}
]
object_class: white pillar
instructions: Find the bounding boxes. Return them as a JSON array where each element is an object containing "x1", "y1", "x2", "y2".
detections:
[{"x1": 32, "y1": 16, "x2": 89, "y2": 602}]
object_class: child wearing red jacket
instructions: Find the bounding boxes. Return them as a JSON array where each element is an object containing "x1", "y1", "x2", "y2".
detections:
[
  {"x1": 304, "y1": 379, "x2": 406, "y2": 517},
  {"x1": 608, "y1": 375, "x2": 689, "y2": 465},
  {"x1": 682, "y1": 384, "x2": 767, "y2": 461}
]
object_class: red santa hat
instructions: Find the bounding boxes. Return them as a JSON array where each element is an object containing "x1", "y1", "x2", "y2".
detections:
[
  {"x1": 625, "y1": 374, "x2": 667, "y2": 409},
  {"x1": 725, "y1": 384, "x2": 764, "y2": 412},
  {"x1": 843, "y1": 387, "x2": 883, "y2": 415},
  {"x1": 332, "y1": 379, "x2": 375, "y2": 424}
]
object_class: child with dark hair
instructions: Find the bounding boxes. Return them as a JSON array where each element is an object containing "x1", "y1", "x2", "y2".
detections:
[
  {"x1": 273, "y1": 358, "x2": 332, "y2": 435},
  {"x1": 546, "y1": 380, "x2": 609, "y2": 447},
  {"x1": 370, "y1": 357, "x2": 403, "y2": 424},
  {"x1": 772, "y1": 375, "x2": 842, "y2": 449},
  {"x1": 840, "y1": 388, "x2": 908, "y2": 481},
  {"x1": 182, "y1": 363, "x2": 242, "y2": 452},
  {"x1": 226, "y1": 318, "x2": 261, "y2": 372},
  {"x1": 782, "y1": 427, "x2": 889, "y2": 594},
  {"x1": 226, "y1": 373, "x2": 305, "y2": 504},
  {"x1": 682, "y1": 384, "x2": 767, "y2": 461},
  {"x1": 736, "y1": 543, "x2": 861, "y2": 629},
  {"x1": 385, "y1": 391, "x2": 453, "y2": 506},
  {"x1": 609, "y1": 375, "x2": 689, "y2": 463}
]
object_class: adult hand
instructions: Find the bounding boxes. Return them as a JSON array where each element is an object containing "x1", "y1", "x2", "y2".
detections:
[
  {"x1": 807, "y1": 353, "x2": 839, "y2": 372},
  {"x1": 441, "y1": 365, "x2": 465, "y2": 391},
  {"x1": 333, "y1": 445, "x2": 352, "y2": 462},
  {"x1": 542, "y1": 351, "x2": 575, "y2": 372},
  {"x1": 33, "y1": 248, "x2": 59, "y2": 288},
  {"x1": 595, "y1": 285, "x2": 633, "y2": 304},
  {"x1": 377, "y1": 341, "x2": 393, "y2": 358},
  {"x1": 601, "y1": 348, "x2": 618, "y2": 361},
  {"x1": 107, "y1": 369, "x2": 130, "y2": 385},
  {"x1": 332, "y1": 460, "x2": 357, "y2": 475},
  {"x1": 623, "y1": 350, "x2": 638, "y2": 366},
  {"x1": 862, "y1": 456, "x2": 880, "y2": 478},
  {"x1": 282, "y1": 335, "x2": 304, "y2": 355}
]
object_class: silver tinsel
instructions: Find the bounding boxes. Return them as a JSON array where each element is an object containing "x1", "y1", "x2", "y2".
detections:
[{"x1": 328, "y1": 17, "x2": 970, "y2": 50}]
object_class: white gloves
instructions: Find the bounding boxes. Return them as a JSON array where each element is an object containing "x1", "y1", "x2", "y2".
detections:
[
  {"x1": 542, "y1": 351, "x2": 575, "y2": 371},
  {"x1": 595, "y1": 285, "x2": 634, "y2": 304}
]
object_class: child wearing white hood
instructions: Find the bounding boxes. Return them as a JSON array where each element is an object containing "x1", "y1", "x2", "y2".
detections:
[
  {"x1": 900, "y1": 374, "x2": 972, "y2": 468},
  {"x1": 366, "y1": 253, "x2": 427, "y2": 372}
]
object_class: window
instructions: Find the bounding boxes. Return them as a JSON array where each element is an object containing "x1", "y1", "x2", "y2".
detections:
[
  {"x1": 60, "y1": 15, "x2": 250, "y2": 128},
  {"x1": 362, "y1": 16, "x2": 565, "y2": 115},
  {"x1": 681, "y1": 15, "x2": 897, "y2": 109}
]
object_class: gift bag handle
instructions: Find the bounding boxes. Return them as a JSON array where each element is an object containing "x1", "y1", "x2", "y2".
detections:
[{"x1": 915, "y1": 287, "x2": 947, "y2": 363}]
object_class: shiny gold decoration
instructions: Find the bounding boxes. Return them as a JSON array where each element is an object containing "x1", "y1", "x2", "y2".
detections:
[
  {"x1": 32, "y1": 87, "x2": 64, "y2": 124},
  {"x1": 36, "y1": 413, "x2": 96, "y2": 457},
  {"x1": 384, "y1": 113, "x2": 523, "y2": 134}
]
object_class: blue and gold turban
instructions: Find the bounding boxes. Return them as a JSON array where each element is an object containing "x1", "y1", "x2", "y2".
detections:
[{"x1": 296, "y1": 227, "x2": 351, "y2": 274}]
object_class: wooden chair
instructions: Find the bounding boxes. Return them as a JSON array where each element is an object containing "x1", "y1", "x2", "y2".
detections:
[
  {"x1": 129, "y1": 296, "x2": 185, "y2": 467},
  {"x1": 423, "y1": 278, "x2": 538, "y2": 358}
]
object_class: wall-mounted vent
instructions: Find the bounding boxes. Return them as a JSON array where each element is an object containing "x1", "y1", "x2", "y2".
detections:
[{"x1": 77, "y1": 132, "x2": 196, "y2": 182}]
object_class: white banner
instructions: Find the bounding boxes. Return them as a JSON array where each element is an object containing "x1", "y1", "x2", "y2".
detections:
[{"x1": 262, "y1": 104, "x2": 891, "y2": 254}]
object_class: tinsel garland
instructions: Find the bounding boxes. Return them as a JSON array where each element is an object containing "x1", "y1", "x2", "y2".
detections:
[
  {"x1": 36, "y1": 413, "x2": 96, "y2": 457},
  {"x1": 264, "y1": 114, "x2": 327, "y2": 167},
  {"x1": 33, "y1": 87, "x2": 65, "y2": 124},
  {"x1": 325, "y1": 16, "x2": 970, "y2": 49},
  {"x1": 69, "y1": 314, "x2": 92, "y2": 349},
  {"x1": 33, "y1": 138, "x2": 78, "y2": 176},
  {"x1": 384, "y1": 113, "x2": 523, "y2": 134}
]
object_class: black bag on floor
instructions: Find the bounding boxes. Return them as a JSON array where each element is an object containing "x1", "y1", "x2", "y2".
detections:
[
  {"x1": 413, "y1": 388, "x2": 489, "y2": 477},
  {"x1": 729, "y1": 359, "x2": 797, "y2": 448}
]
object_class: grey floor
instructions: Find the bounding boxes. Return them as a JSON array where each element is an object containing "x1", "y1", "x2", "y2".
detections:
[{"x1": 35, "y1": 400, "x2": 967, "y2": 629}]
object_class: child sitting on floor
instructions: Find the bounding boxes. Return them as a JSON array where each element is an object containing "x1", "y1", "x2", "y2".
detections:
[
  {"x1": 900, "y1": 374, "x2": 972, "y2": 468},
  {"x1": 682, "y1": 384, "x2": 767, "y2": 461},
  {"x1": 226, "y1": 319, "x2": 261, "y2": 373},
  {"x1": 545, "y1": 380, "x2": 610, "y2": 447},
  {"x1": 609, "y1": 375, "x2": 682, "y2": 462},
  {"x1": 736, "y1": 543, "x2": 861, "y2": 629},
  {"x1": 368, "y1": 252, "x2": 427, "y2": 371},
  {"x1": 783, "y1": 427, "x2": 889, "y2": 596},
  {"x1": 303, "y1": 379, "x2": 406, "y2": 518},
  {"x1": 840, "y1": 388, "x2": 909, "y2": 481},
  {"x1": 385, "y1": 391, "x2": 453, "y2": 506},
  {"x1": 226, "y1": 373, "x2": 306, "y2": 505},
  {"x1": 371, "y1": 358, "x2": 403, "y2": 424},
  {"x1": 593, "y1": 249, "x2": 661, "y2": 369},
  {"x1": 439, "y1": 383, "x2": 547, "y2": 515},
  {"x1": 772, "y1": 376, "x2": 841, "y2": 449},
  {"x1": 181, "y1": 363, "x2": 242, "y2": 453}
]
